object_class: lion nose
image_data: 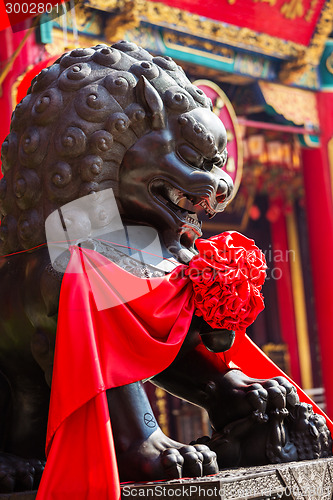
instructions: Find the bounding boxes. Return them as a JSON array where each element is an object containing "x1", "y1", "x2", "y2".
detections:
[{"x1": 216, "y1": 178, "x2": 233, "y2": 202}]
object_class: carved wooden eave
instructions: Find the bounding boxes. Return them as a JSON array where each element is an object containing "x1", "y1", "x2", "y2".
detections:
[
  {"x1": 137, "y1": 1, "x2": 306, "y2": 60},
  {"x1": 83, "y1": 0, "x2": 145, "y2": 42},
  {"x1": 83, "y1": 0, "x2": 333, "y2": 85},
  {"x1": 85, "y1": 0, "x2": 305, "y2": 58},
  {"x1": 279, "y1": 0, "x2": 333, "y2": 82}
]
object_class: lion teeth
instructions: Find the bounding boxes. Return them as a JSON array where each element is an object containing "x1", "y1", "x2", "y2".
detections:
[
  {"x1": 200, "y1": 200, "x2": 215, "y2": 216},
  {"x1": 185, "y1": 215, "x2": 200, "y2": 227}
]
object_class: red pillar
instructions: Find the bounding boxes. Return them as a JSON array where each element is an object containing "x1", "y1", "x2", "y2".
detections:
[
  {"x1": 270, "y1": 206, "x2": 301, "y2": 385},
  {"x1": 0, "y1": 22, "x2": 45, "y2": 153},
  {"x1": 302, "y1": 90, "x2": 333, "y2": 417}
]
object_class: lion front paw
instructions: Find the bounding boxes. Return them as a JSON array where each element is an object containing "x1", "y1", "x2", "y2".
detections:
[
  {"x1": 0, "y1": 453, "x2": 44, "y2": 493},
  {"x1": 116, "y1": 429, "x2": 218, "y2": 481},
  {"x1": 207, "y1": 369, "x2": 300, "y2": 431},
  {"x1": 161, "y1": 444, "x2": 218, "y2": 479}
]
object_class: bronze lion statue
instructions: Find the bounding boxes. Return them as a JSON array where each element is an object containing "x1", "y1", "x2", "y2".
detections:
[{"x1": 0, "y1": 42, "x2": 330, "y2": 493}]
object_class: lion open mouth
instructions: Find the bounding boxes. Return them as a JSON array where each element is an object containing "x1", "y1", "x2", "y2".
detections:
[{"x1": 149, "y1": 179, "x2": 219, "y2": 234}]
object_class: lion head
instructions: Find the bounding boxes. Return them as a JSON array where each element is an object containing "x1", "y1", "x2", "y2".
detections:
[{"x1": 0, "y1": 42, "x2": 233, "y2": 263}]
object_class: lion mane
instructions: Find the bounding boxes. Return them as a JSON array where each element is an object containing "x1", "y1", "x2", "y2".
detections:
[{"x1": 0, "y1": 41, "x2": 212, "y2": 256}]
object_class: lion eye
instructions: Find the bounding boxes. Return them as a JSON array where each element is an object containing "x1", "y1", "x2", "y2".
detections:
[
  {"x1": 177, "y1": 144, "x2": 204, "y2": 168},
  {"x1": 202, "y1": 160, "x2": 214, "y2": 172},
  {"x1": 203, "y1": 151, "x2": 228, "y2": 171}
]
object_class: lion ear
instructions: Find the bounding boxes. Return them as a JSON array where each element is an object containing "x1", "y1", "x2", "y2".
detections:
[{"x1": 136, "y1": 75, "x2": 166, "y2": 130}]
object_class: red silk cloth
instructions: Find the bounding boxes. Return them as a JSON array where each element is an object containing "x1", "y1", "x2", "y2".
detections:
[{"x1": 36, "y1": 246, "x2": 333, "y2": 500}]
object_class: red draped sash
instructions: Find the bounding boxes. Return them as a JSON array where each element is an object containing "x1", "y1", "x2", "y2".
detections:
[{"x1": 36, "y1": 246, "x2": 332, "y2": 500}]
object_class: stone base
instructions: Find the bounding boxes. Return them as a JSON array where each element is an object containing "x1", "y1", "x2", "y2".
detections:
[
  {"x1": 0, "y1": 493, "x2": 37, "y2": 500},
  {"x1": 2, "y1": 457, "x2": 333, "y2": 500},
  {"x1": 121, "y1": 458, "x2": 333, "y2": 500}
]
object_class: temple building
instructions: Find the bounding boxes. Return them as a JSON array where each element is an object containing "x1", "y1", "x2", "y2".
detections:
[{"x1": 0, "y1": 0, "x2": 333, "y2": 443}]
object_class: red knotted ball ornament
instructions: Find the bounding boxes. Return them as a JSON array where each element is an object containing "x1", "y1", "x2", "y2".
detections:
[{"x1": 185, "y1": 231, "x2": 267, "y2": 332}]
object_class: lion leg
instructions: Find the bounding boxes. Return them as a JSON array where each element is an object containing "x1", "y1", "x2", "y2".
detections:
[
  {"x1": 106, "y1": 381, "x2": 217, "y2": 481},
  {"x1": 0, "y1": 371, "x2": 47, "y2": 493},
  {"x1": 4, "y1": 381, "x2": 49, "y2": 460},
  {"x1": 152, "y1": 319, "x2": 298, "y2": 428},
  {"x1": 151, "y1": 320, "x2": 325, "y2": 467}
]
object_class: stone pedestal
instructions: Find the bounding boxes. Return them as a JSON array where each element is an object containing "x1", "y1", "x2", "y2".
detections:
[
  {"x1": 2, "y1": 458, "x2": 333, "y2": 500},
  {"x1": 0, "y1": 494, "x2": 37, "y2": 500},
  {"x1": 121, "y1": 458, "x2": 333, "y2": 500}
]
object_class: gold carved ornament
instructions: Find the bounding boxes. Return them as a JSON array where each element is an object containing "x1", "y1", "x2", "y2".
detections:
[
  {"x1": 116, "y1": 0, "x2": 305, "y2": 59},
  {"x1": 155, "y1": 388, "x2": 170, "y2": 436},
  {"x1": 85, "y1": 0, "x2": 145, "y2": 42},
  {"x1": 259, "y1": 82, "x2": 320, "y2": 127},
  {"x1": 46, "y1": 28, "x2": 102, "y2": 57},
  {"x1": 226, "y1": 0, "x2": 311, "y2": 20},
  {"x1": 140, "y1": 0, "x2": 333, "y2": 83},
  {"x1": 305, "y1": 0, "x2": 321, "y2": 22},
  {"x1": 279, "y1": 0, "x2": 333, "y2": 83},
  {"x1": 46, "y1": 1, "x2": 104, "y2": 55},
  {"x1": 163, "y1": 31, "x2": 235, "y2": 64},
  {"x1": 326, "y1": 51, "x2": 333, "y2": 74},
  {"x1": 280, "y1": 0, "x2": 304, "y2": 20},
  {"x1": 105, "y1": 0, "x2": 145, "y2": 42},
  {"x1": 262, "y1": 343, "x2": 291, "y2": 376},
  {"x1": 227, "y1": 0, "x2": 304, "y2": 19},
  {"x1": 79, "y1": 0, "x2": 332, "y2": 83}
]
